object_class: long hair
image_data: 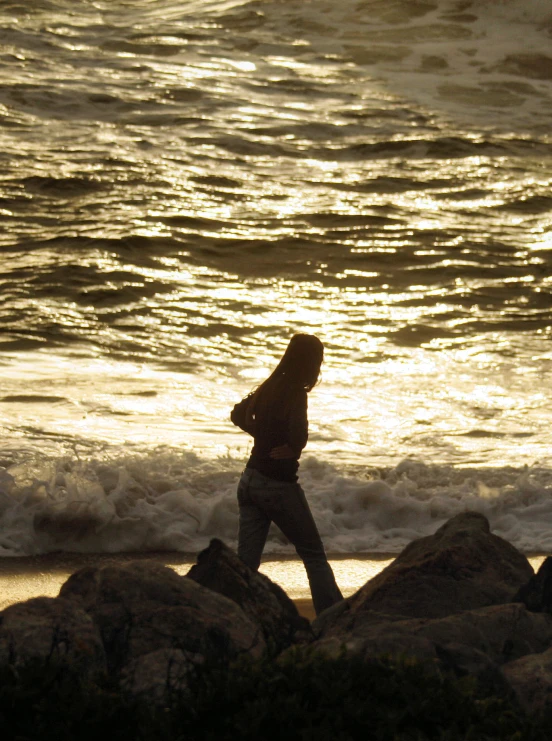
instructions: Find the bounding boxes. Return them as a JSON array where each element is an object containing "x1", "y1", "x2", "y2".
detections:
[{"x1": 246, "y1": 334, "x2": 324, "y2": 425}]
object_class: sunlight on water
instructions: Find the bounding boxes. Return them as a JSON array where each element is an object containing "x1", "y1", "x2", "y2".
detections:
[{"x1": 0, "y1": 0, "x2": 552, "y2": 557}]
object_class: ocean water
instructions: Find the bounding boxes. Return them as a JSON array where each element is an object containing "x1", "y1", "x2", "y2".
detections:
[{"x1": 1, "y1": 0, "x2": 552, "y2": 557}]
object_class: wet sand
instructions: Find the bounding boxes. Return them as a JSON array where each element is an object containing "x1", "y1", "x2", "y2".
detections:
[
  {"x1": 293, "y1": 598, "x2": 316, "y2": 621},
  {"x1": 0, "y1": 553, "x2": 545, "y2": 620},
  {"x1": 0, "y1": 552, "x2": 396, "y2": 616}
]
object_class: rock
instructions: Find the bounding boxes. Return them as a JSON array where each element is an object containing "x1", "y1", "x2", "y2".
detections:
[
  {"x1": 320, "y1": 512, "x2": 533, "y2": 625},
  {"x1": 318, "y1": 602, "x2": 552, "y2": 661},
  {"x1": 120, "y1": 648, "x2": 199, "y2": 702},
  {"x1": 0, "y1": 596, "x2": 105, "y2": 677},
  {"x1": 317, "y1": 630, "x2": 440, "y2": 665},
  {"x1": 513, "y1": 556, "x2": 552, "y2": 613},
  {"x1": 59, "y1": 560, "x2": 265, "y2": 672},
  {"x1": 309, "y1": 631, "x2": 507, "y2": 692},
  {"x1": 502, "y1": 646, "x2": 552, "y2": 715},
  {"x1": 433, "y1": 642, "x2": 501, "y2": 684},
  {"x1": 187, "y1": 539, "x2": 311, "y2": 651},
  {"x1": 414, "y1": 603, "x2": 552, "y2": 665},
  {"x1": 314, "y1": 602, "x2": 552, "y2": 690}
]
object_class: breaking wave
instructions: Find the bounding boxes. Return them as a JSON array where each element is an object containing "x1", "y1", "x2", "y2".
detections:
[{"x1": 1, "y1": 451, "x2": 551, "y2": 557}]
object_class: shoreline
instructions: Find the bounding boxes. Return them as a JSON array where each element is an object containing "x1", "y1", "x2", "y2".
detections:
[
  {"x1": 0, "y1": 550, "x2": 397, "y2": 567},
  {"x1": 0, "y1": 551, "x2": 396, "y2": 613},
  {"x1": 0, "y1": 551, "x2": 547, "y2": 618}
]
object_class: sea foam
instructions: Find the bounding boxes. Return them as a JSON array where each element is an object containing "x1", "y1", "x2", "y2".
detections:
[{"x1": 1, "y1": 451, "x2": 551, "y2": 557}]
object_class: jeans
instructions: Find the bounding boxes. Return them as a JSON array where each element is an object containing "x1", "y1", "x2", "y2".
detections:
[{"x1": 237, "y1": 468, "x2": 343, "y2": 616}]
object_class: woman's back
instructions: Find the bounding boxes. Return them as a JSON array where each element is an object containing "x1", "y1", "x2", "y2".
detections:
[{"x1": 232, "y1": 378, "x2": 308, "y2": 482}]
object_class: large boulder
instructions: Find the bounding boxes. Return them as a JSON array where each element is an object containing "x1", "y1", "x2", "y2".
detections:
[
  {"x1": 187, "y1": 539, "x2": 311, "y2": 651},
  {"x1": 120, "y1": 648, "x2": 198, "y2": 702},
  {"x1": 316, "y1": 603, "x2": 552, "y2": 662},
  {"x1": 415, "y1": 603, "x2": 552, "y2": 665},
  {"x1": 59, "y1": 560, "x2": 265, "y2": 672},
  {"x1": 513, "y1": 557, "x2": 552, "y2": 614},
  {"x1": 319, "y1": 512, "x2": 533, "y2": 626},
  {"x1": 316, "y1": 602, "x2": 552, "y2": 662},
  {"x1": 0, "y1": 596, "x2": 105, "y2": 677},
  {"x1": 313, "y1": 603, "x2": 552, "y2": 692},
  {"x1": 502, "y1": 646, "x2": 552, "y2": 715}
]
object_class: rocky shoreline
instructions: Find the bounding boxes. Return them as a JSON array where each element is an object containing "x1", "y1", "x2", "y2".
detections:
[{"x1": 1, "y1": 512, "x2": 551, "y2": 717}]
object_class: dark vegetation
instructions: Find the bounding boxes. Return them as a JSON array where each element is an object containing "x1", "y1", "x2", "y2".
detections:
[{"x1": 1, "y1": 648, "x2": 550, "y2": 741}]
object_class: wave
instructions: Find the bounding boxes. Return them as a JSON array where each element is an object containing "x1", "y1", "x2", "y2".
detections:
[
  {"x1": 1, "y1": 451, "x2": 551, "y2": 557},
  {"x1": 253, "y1": 0, "x2": 552, "y2": 130}
]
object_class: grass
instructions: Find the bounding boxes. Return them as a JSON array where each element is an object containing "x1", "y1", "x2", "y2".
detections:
[{"x1": 0, "y1": 647, "x2": 549, "y2": 741}]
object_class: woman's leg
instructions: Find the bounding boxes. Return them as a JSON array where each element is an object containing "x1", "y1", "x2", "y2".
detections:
[
  {"x1": 250, "y1": 474, "x2": 343, "y2": 615},
  {"x1": 237, "y1": 469, "x2": 271, "y2": 571},
  {"x1": 273, "y1": 485, "x2": 343, "y2": 615}
]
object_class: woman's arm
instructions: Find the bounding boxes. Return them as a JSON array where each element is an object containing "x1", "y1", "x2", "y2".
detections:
[
  {"x1": 270, "y1": 388, "x2": 308, "y2": 459},
  {"x1": 288, "y1": 388, "x2": 309, "y2": 456}
]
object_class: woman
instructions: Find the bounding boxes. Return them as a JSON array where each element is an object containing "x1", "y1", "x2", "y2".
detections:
[{"x1": 231, "y1": 333, "x2": 343, "y2": 615}]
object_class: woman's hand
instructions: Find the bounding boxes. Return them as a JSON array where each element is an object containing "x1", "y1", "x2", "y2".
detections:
[{"x1": 269, "y1": 444, "x2": 296, "y2": 460}]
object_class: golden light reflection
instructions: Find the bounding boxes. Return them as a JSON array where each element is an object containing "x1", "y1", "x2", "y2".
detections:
[
  {"x1": 1, "y1": 0, "x2": 552, "y2": 505},
  {"x1": 222, "y1": 59, "x2": 256, "y2": 72},
  {"x1": 0, "y1": 554, "x2": 548, "y2": 611},
  {"x1": 259, "y1": 558, "x2": 394, "y2": 599},
  {"x1": 530, "y1": 233, "x2": 552, "y2": 251}
]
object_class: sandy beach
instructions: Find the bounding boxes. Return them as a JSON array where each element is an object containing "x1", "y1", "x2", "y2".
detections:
[
  {"x1": 0, "y1": 552, "x2": 546, "y2": 622},
  {"x1": 0, "y1": 552, "x2": 398, "y2": 619}
]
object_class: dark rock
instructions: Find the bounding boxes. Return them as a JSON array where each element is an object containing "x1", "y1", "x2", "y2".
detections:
[
  {"x1": 187, "y1": 539, "x2": 311, "y2": 651},
  {"x1": 59, "y1": 560, "x2": 265, "y2": 672},
  {"x1": 311, "y1": 632, "x2": 507, "y2": 693},
  {"x1": 513, "y1": 556, "x2": 552, "y2": 613},
  {"x1": 416, "y1": 603, "x2": 552, "y2": 665},
  {"x1": 434, "y1": 641, "x2": 512, "y2": 697},
  {"x1": 434, "y1": 641, "x2": 500, "y2": 680},
  {"x1": 120, "y1": 648, "x2": 199, "y2": 701},
  {"x1": 313, "y1": 607, "x2": 412, "y2": 640},
  {"x1": 316, "y1": 603, "x2": 552, "y2": 661},
  {"x1": 314, "y1": 630, "x2": 439, "y2": 665},
  {"x1": 321, "y1": 512, "x2": 533, "y2": 625},
  {"x1": 502, "y1": 646, "x2": 552, "y2": 714},
  {"x1": 314, "y1": 603, "x2": 552, "y2": 691},
  {"x1": 0, "y1": 596, "x2": 105, "y2": 677},
  {"x1": 312, "y1": 598, "x2": 351, "y2": 636}
]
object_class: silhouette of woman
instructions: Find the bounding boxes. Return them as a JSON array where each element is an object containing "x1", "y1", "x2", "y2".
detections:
[{"x1": 231, "y1": 333, "x2": 343, "y2": 615}]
